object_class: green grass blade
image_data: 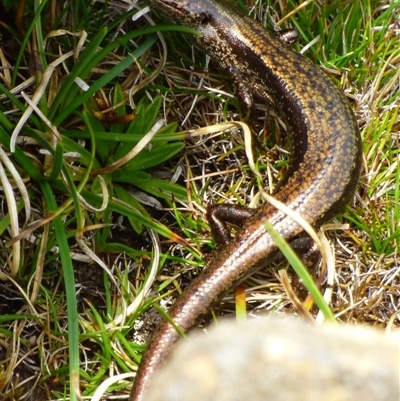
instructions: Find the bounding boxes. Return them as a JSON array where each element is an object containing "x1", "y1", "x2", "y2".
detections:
[
  {"x1": 40, "y1": 181, "x2": 80, "y2": 401},
  {"x1": 53, "y1": 36, "x2": 158, "y2": 126},
  {"x1": 263, "y1": 220, "x2": 335, "y2": 322}
]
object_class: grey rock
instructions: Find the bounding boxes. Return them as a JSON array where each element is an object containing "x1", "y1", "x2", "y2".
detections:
[{"x1": 144, "y1": 317, "x2": 400, "y2": 401}]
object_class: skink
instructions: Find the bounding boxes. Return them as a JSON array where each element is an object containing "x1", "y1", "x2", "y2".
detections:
[{"x1": 130, "y1": 1, "x2": 362, "y2": 400}]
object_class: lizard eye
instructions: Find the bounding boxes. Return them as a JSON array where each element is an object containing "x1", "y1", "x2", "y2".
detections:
[{"x1": 198, "y1": 11, "x2": 212, "y2": 25}]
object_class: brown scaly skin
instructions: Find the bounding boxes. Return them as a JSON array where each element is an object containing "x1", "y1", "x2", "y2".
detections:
[{"x1": 130, "y1": 1, "x2": 363, "y2": 400}]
